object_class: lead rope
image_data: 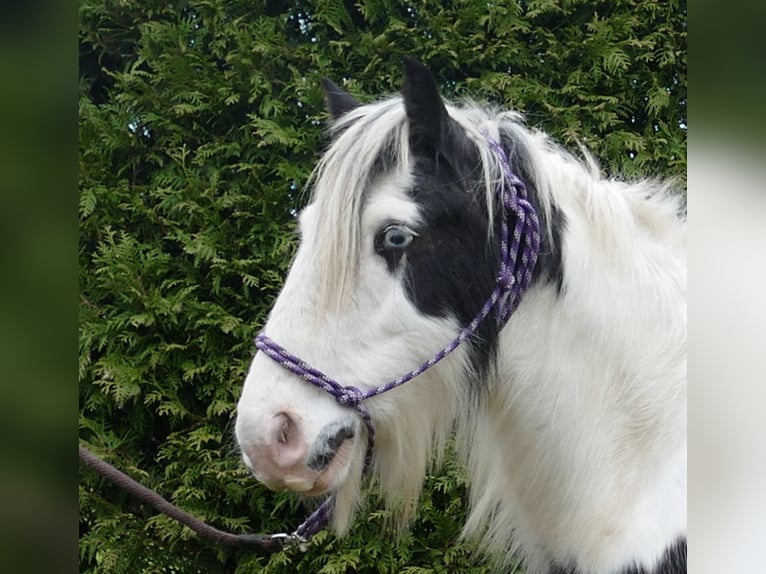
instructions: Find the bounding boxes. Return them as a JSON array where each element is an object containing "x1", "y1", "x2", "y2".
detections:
[
  {"x1": 254, "y1": 131, "x2": 541, "y2": 541},
  {"x1": 78, "y1": 445, "x2": 310, "y2": 552},
  {"x1": 78, "y1": 134, "x2": 540, "y2": 554}
]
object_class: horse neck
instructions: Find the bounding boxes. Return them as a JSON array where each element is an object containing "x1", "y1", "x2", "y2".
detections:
[
  {"x1": 458, "y1": 179, "x2": 686, "y2": 571},
  {"x1": 492, "y1": 176, "x2": 685, "y2": 456}
]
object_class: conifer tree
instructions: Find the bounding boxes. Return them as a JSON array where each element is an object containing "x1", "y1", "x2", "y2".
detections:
[{"x1": 79, "y1": 1, "x2": 686, "y2": 571}]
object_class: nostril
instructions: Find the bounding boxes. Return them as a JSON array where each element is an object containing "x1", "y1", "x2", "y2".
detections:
[
  {"x1": 240, "y1": 411, "x2": 308, "y2": 478},
  {"x1": 274, "y1": 412, "x2": 296, "y2": 445},
  {"x1": 307, "y1": 420, "x2": 355, "y2": 471},
  {"x1": 326, "y1": 424, "x2": 354, "y2": 451}
]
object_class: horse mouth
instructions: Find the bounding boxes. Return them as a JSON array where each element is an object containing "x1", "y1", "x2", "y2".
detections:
[
  {"x1": 247, "y1": 436, "x2": 355, "y2": 497},
  {"x1": 300, "y1": 437, "x2": 355, "y2": 496}
]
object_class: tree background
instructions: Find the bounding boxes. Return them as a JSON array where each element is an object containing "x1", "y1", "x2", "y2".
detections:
[{"x1": 78, "y1": 0, "x2": 686, "y2": 572}]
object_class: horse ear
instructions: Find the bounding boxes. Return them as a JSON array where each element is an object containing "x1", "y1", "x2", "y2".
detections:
[
  {"x1": 402, "y1": 57, "x2": 449, "y2": 155},
  {"x1": 321, "y1": 77, "x2": 360, "y2": 120}
]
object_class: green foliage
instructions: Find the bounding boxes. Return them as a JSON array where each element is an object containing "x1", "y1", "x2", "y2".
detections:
[{"x1": 79, "y1": 0, "x2": 685, "y2": 571}]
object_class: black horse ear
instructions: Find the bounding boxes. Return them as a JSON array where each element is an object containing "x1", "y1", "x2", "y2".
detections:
[
  {"x1": 321, "y1": 77, "x2": 360, "y2": 120},
  {"x1": 402, "y1": 57, "x2": 449, "y2": 155}
]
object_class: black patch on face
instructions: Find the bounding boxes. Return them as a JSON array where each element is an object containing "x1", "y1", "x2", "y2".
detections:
[
  {"x1": 374, "y1": 125, "x2": 565, "y2": 378},
  {"x1": 549, "y1": 537, "x2": 686, "y2": 574},
  {"x1": 400, "y1": 155, "x2": 501, "y2": 377}
]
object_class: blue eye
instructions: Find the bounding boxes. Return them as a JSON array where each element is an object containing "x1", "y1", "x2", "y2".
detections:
[{"x1": 382, "y1": 225, "x2": 416, "y2": 250}]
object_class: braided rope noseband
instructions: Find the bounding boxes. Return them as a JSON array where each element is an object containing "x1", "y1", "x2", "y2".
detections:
[{"x1": 254, "y1": 133, "x2": 541, "y2": 545}]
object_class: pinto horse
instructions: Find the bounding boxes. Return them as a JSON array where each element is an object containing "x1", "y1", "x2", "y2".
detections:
[{"x1": 235, "y1": 58, "x2": 686, "y2": 573}]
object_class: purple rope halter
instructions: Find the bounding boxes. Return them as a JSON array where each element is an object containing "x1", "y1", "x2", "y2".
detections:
[{"x1": 254, "y1": 132, "x2": 540, "y2": 546}]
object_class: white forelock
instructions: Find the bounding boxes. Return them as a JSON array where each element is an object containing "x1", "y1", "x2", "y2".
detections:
[{"x1": 305, "y1": 96, "x2": 594, "y2": 317}]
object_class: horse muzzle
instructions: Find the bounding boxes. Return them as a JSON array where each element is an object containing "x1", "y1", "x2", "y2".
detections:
[{"x1": 236, "y1": 410, "x2": 358, "y2": 496}]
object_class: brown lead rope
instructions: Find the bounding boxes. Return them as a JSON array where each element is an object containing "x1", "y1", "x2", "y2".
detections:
[{"x1": 79, "y1": 445, "x2": 290, "y2": 554}]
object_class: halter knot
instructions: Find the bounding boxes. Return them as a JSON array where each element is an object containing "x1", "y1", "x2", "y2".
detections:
[
  {"x1": 497, "y1": 269, "x2": 515, "y2": 290},
  {"x1": 336, "y1": 385, "x2": 365, "y2": 408}
]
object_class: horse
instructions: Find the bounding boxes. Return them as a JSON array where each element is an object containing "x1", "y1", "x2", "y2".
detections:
[{"x1": 235, "y1": 58, "x2": 686, "y2": 574}]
